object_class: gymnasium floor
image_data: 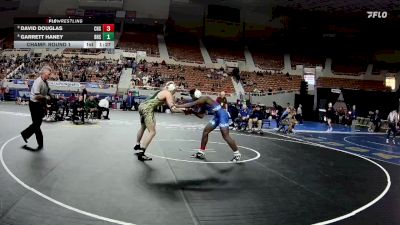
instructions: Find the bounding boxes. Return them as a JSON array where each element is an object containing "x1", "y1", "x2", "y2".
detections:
[{"x1": 0, "y1": 103, "x2": 399, "y2": 225}]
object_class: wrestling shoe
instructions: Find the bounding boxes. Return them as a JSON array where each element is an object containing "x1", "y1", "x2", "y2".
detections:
[
  {"x1": 191, "y1": 151, "x2": 206, "y2": 160},
  {"x1": 137, "y1": 151, "x2": 152, "y2": 161},
  {"x1": 230, "y1": 153, "x2": 241, "y2": 162}
]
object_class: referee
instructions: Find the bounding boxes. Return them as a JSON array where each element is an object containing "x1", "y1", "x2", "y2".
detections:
[{"x1": 20, "y1": 66, "x2": 52, "y2": 150}]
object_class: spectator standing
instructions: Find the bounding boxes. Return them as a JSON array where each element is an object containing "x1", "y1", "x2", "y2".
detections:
[
  {"x1": 216, "y1": 91, "x2": 228, "y2": 110},
  {"x1": 386, "y1": 109, "x2": 399, "y2": 144},
  {"x1": 369, "y1": 110, "x2": 381, "y2": 132},
  {"x1": 4, "y1": 85, "x2": 9, "y2": 101},
  {"x1": 372, "y1": 110, "x2": 381, "y2": 132},
  {"x1": 0, "y1": 84, "x2": 4, "y2": 102},
  {"x1": 228, "y1": 104, "x2": 239, "y2": 128},
  {"x1": 326, "y1": 102, "x2": 335, "y2": 132},
  {"x1": 82, "y1": 88, "x2": 88, "y2": 102},
  {"x1": 296, "y1": 104, "x2": 303, "y2": 124},
  {"x1": 350, "y1": 105, "x2": 357, "y2": 131},
  {"x1": 338, "y1": 107, "x2": 346, "y2": 124}
]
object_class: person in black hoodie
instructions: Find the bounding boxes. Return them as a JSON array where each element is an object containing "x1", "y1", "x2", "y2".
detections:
[{"x1": 72, "y1": 95, "x2": 85, "y2": 124}]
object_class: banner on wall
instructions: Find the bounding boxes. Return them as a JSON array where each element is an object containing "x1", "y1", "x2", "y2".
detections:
[
  {"x1": 18, "y1": 91, "x2": 30, "y2": 98},
  {"x1": 11, "y1": 80, "x2": 110, "y2": 89},
  {"x1": 136, "y1": 51, "x2": 147, "y2": 58},
  {"x1": 82, "y1": 82, "x2": 110, "y2": 89},
  {"x1": 48, "y1": 81, "x2": 81, "y2": 88},
  {"x1": 13, "y1": 80, "x2": 34, "y2": 85}
]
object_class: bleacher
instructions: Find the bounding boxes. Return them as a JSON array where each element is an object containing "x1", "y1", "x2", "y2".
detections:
[
  {"x1": 240, "y1": 71, "x2": 302, "y2": 93},
  {"x1": 204, "y1": 39, "x2": 245, "y2": 62},
  {"x1": 251, "y1": 50, "x2": 284, "y2": 70},
  {"x1": 316, "y1": 77, "x2": 386, "y2": 91},
  {"x1": 291, "y1": 53, "x2": 325, "y2": 67},
  {"x1": 331, "y1": 56, "x2": 368, "y2": 75},
  {"x1": 331, "y1": 63, "x2": 366, "y2": 75},
  {"x1": 373, "y1": 62, "x2": 400, "y2": 74},
  {"x1": 139, "y1": 64, "x2": 234, "y2": 93},
  {"x1": 2, "y1": 33, "x2": 13, "y2": 49},
  {"x1": 118, "y1": 32, "x2": 159, "y2": 57},
  {"x1": 165, "y1": 34, "x2": 204, "y2": 64}
]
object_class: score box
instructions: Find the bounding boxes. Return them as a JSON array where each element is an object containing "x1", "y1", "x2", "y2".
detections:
[
  {"x1": 83, "y1": 41, "x2": 96, "y2": 48},
  {"x1": 102, "y1": 32, "x2": 114, "y2": 41},
  {"x1": 96, "y1": 41, "x2": 114, "y2": 49},
  {"x1": 102, "y1": 24, "x2": 114, "y2": 32}
]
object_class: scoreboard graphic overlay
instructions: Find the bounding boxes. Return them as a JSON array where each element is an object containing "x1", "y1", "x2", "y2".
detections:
[{"x1": 14, "y1": 18, "x2": 115, "y2": 49}]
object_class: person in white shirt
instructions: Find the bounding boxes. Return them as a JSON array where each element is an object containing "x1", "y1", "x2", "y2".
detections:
[
  {"x1": 386, "y1": 109, "x2": 399, "y2": 144},
  {"x1": 98, "y1": 97, "x2": 110, "y2": 120},
  {"x1": 20, "y1": 66, "x2": 52, "y2": 150},
  {"x1": 296, "y1": 104, "x2": 303, "y2": 124}
]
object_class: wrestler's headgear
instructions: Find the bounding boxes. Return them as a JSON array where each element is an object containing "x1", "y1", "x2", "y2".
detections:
[
  {"x1": 166, "y1": 81, "x2": 176, "y2": 92},
  {"x1": 194, "y1": 90, "x2": 202, "y2": 98},
  {"x1": 189, "y1": 89, "x2": 202, "y2": 99}
]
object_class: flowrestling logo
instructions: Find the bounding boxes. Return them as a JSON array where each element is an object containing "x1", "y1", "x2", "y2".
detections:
[{"x1": 367, "y1": 11, "x2": 388, "y2": 18}]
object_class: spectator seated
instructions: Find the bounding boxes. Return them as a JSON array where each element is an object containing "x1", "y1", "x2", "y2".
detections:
[
  {"x1": 72, "y1": 96, "x2": 85, "y2": 124},
  {"x1": 97, "y1": 97, "x2": 110, "y2": 120},
  {"x1": 135, "y1": 62, "x2": 235, "y2": 93},
  {"x1": 232, "y1": 105, "x2": 251, "y2": 131},
  {"x1": 44, "y1": 97, "x2": 64, "y2": 122},
  {"x1": 247, "y1": 105, "x2": 265, "y2": 134},
  {"x1": 5, "y1": 54, "x2": 124, "y2": 85},
  {"x1": 84, "y1": 96, "x2": 99, "y2": 122}
]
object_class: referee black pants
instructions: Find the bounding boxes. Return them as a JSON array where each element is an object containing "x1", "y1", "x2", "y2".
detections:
[
  {"x1": 21, "y1": 101, "x2": 45, "y2": 147},
  {"x1": 387, "y1": 123, "x2": 397, "y2": 140}
]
